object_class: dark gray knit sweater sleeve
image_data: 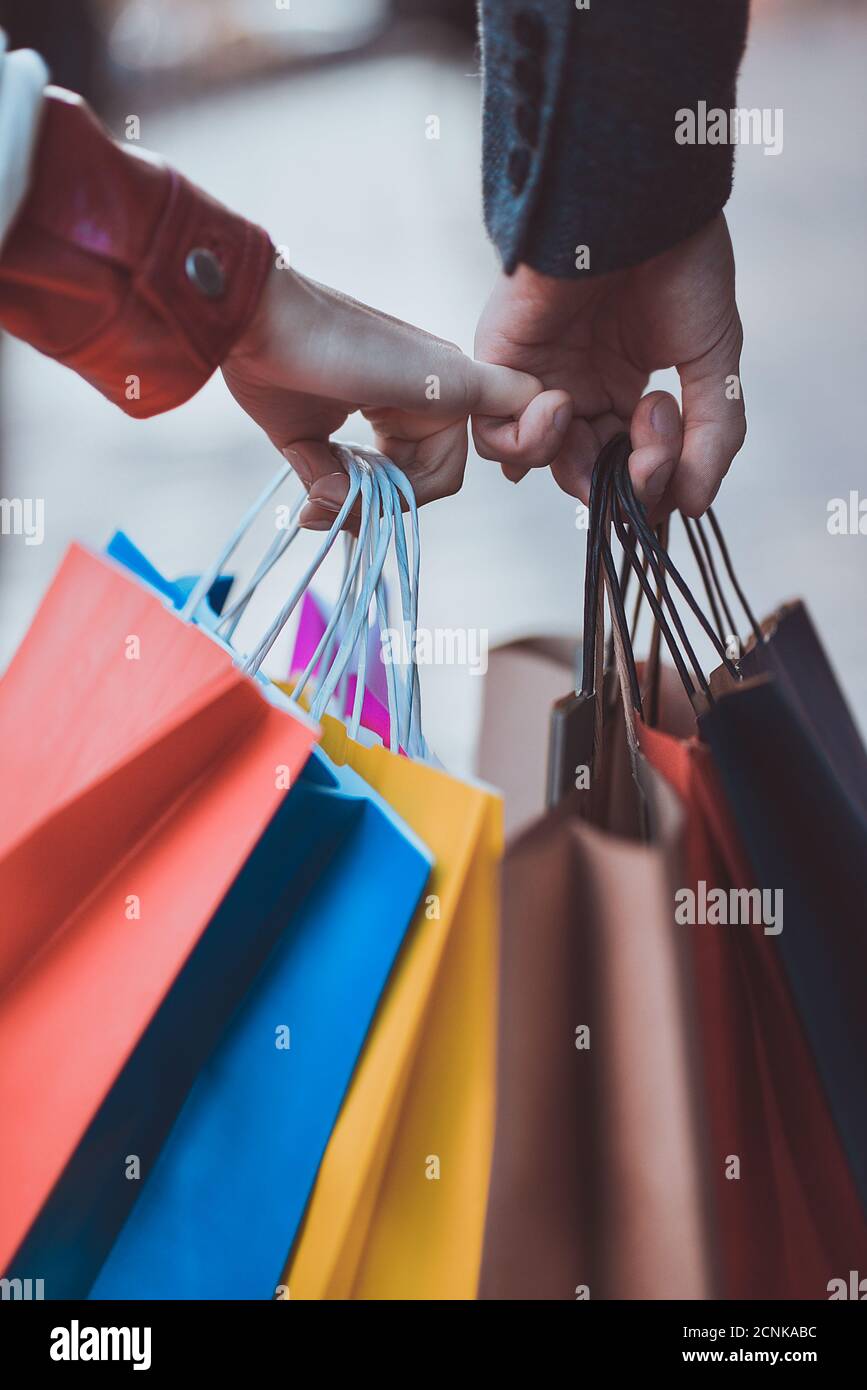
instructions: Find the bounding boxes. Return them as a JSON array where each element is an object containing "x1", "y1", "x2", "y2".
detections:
[{"x1": 480, "y1": 0, "x2": 750, "y2": 278}]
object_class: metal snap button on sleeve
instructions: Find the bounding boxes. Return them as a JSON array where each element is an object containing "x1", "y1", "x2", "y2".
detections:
[{"x1": 185, "y1": 247, "x2": 225, "y2": 298}]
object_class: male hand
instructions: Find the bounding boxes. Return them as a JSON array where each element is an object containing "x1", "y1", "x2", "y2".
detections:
[
  {"x1": 223, "y1": 264, "x2": 554, "y2": 527},
  {"x1": 472, "y1": 213, "x2": 746, "y2": 516}
]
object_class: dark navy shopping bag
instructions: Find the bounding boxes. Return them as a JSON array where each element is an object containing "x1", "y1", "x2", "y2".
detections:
[{"x1": 700, "y1": 675, "x2": 867, "y2": 1215}]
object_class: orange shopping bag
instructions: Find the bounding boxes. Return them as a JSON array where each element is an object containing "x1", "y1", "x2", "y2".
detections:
[{"x1": 0, "y1": 545, "x2": 317, "y2": 1293}]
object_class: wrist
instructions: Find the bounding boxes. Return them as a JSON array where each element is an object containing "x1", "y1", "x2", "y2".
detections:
[
  {"x1": 479, "y1": 263, "x2": 589, "y2": 350},
  {"x1": 227, "y1": 259, "x2": 295, "y2": 365},
  {"x1": 510, "y1": 261, "x2": 592, "y2": 307}
]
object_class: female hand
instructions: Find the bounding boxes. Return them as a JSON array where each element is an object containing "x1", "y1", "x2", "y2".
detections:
[{"x1": 223, "y1": 263, "x2": 562, "y2": 527}]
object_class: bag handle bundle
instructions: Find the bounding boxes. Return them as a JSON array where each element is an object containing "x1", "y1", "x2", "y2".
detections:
[
  {"x1": 179, "y1": 444, "x2": 427, "y2": 759},
  {"x1": 610, "y1": 448, "x2": 764, "y2": 727},
  {"x1": 548, "y1": 433, "x2": 761, "y2": 816}
]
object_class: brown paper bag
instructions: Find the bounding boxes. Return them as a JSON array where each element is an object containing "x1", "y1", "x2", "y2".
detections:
[{"x1": 477, "y1": 645, "x2": 715, "y2": 1300}]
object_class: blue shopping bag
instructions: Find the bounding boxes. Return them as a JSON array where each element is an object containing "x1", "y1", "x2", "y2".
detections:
[
  {"x1": 105, "y1": 531, "x2": 234, "y2": 618},
  {"x1": 91, "y1": 749, "x2": 431, "y2": 1299}
]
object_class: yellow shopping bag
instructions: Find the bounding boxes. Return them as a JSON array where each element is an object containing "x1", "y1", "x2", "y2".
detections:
[{"x1": 281, "y1": 709, "x2": 501, "y2": 1300}]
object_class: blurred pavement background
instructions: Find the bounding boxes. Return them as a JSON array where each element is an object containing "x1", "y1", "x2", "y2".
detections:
[{"x1": 1, "y1": 0, "x2": 865, "y2": 771}]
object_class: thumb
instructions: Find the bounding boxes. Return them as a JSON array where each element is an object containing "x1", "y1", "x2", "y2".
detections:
[
  {"x1": 469, "y1": 359, "x2": 571, "y2": 478},
  {"x1": 674, "y1": 317, "x2": 746, "y2": 516},
  {"x1": 285, "y1": 441, "x2": 356, "y2": 532},
  {"x1": 629, "y1": 390, "x2": 683, "y2": 518},
  {"x1": 473, "y1": 386, "x2": 573, "y2": 473}
]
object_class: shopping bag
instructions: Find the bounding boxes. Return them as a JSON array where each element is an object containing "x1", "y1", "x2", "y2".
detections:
[
  {"x1": 604, "y1": 443, "x2": 867, "y2": 1279},
  {"x1": 478, "y1": 705, "x2": 713, "y2": 1299},
  {"x1": 105, "y1": 530, "x2": 234, "y2": 619},
  {"x1": 599, "y1": 437, "x2": 867, "y2": 1217},
  {"x1": 78, "y1": 532, "x2": 431, "y2": 1297},
  {"x1": 477, "y1": 638, "x2": 580, "y2": 838},
  {"x1": 291, "y1": 589, "x2": 390, "y2": 707},
  {"x1": 288, "y1": 592, "x2": 403, "y2": 750},
  {"x1": 699, "y1": 672, "x2": 867, "y2": 1213},
  {"x1": 283, "y1": 711, "x2": 501, "y2": 1300},
  {"x1": 90, "y1": 746, "x2": 431, "y2": 1299},
  {"x1": 640, "y1": 668, "x2": 867, "y2": 1299},
  {"x1": 479, "y1": 448, "x2": 716, "y2": 1300},
  {"x1": 478, "y1": 433, "x2": 867, "y2": 1299},
  {"x1": 740, "y1": 599, "x2": 867, "y2": 818},
  {"x1": 0, "y1": 544, "x2": 317, "y2": 1293}
]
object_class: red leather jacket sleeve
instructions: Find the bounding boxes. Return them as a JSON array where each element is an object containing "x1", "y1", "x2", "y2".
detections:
[{"x1": 0, "y1": 88, "x2": 274, "y2": 418}]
